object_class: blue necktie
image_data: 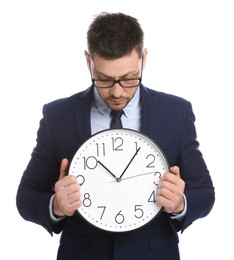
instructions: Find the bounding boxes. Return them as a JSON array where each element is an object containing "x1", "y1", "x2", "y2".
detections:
[{"x1": 110, "y1": 110, "x2": 123, "y2": 129}]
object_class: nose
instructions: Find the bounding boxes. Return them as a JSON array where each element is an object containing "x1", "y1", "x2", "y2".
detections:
[{"x1": 110, "y1": 82, "x2": 123, "y2": 97}]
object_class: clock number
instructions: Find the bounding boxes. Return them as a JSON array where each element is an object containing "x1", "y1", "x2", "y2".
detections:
[
  {"x1": 96, "y1": 143, "x2": 105, "y2": 157},
  {"x1": 146, "y1": 154, "x2": 155, "y2": 168},
  {"x1": 97, "y1": 206, "x2": 106, "y2": 220},
  {"x1": 148, "y1": 191, "x2": 156, "y2": 203},
  {"x1": 83, "y1": 193, "x2": 92, "y2": 207},
  {"x1": 134, "y1": 142, "x2": 139, "y2": 152},
  {"x1": 115, "y1": 210, "x2": 125, "y2": 224},
  {"x1": 153, "y1": 171, "x2": 162, "y2": 186},
  {"x1": 112, "y1": 137, "x2": 123, "y2": 151},
  {"x1": 76, "y1": 175, "x2": 85, "y2": 186},
  {"x1": 134, "y1": 205, "x2": 144, "y2": 219},
  {"x1": 83, "y1": 156, "x2": 98, "y2": 170}
]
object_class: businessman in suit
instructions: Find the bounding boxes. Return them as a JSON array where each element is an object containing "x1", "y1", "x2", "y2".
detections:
[{"x1": 16, "y1": 12, "x2": 215, "y2": 260}]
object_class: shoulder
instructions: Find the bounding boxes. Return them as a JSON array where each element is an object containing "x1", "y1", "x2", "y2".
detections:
[
  {"x1": 43, "y1": 86, "x2": 93, "y2": 114},
  {"x1": 141, "y1": 85, "x2": 192, "y2": 110}
]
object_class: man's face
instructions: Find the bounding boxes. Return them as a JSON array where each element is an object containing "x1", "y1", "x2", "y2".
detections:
[{"x1": 88, "y1": 49, "x2": 146, "y2": 111}]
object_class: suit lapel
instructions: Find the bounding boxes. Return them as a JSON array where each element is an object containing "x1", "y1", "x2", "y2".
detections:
[
  {"x1": 73, "y1": 86, "x2": 93, "y2": 143},
  {"x1": 140, "y1": 85, "x2": 160, "y2": 139}
]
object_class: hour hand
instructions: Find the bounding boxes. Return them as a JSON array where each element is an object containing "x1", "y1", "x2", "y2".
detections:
[{"x1": 97, "y1": 160, "x2": 118, "y2": 180}]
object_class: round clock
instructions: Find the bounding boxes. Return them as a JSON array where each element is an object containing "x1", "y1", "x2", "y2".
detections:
[{"x1": 69, "y1": 128, "x2": 169, "y2": 232}]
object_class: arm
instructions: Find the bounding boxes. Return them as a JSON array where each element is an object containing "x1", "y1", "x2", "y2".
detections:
[
  {"x1": 16, "y1": 112, "x2": 61, "y2": 234},
  {"x1": 173, "y1": 104, "x2": 215, "y2": 232},
  {"x1": 155, "y1": 101, "x2": 215, "y2": 233},
  {"x1": 16, "y1": 105, "x2": 81, "y2": 234}
]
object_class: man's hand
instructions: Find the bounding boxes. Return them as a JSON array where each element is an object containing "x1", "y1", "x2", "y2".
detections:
[
  {"x1": 156, "y1": 166, "x2": 185, "y2": 214},
  {"x1": 53, "y1": 158, "x2": 82, "y2": 217}
]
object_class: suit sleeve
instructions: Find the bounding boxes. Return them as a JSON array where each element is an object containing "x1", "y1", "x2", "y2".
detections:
[
  {"x1": 171, "y1": 102, "x2": 215, "y2": 233},
  {"x1": 16, "y1": 105, "x2": 67, "y2": 235}
]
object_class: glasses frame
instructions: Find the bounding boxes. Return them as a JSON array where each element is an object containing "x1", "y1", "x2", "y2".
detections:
[{"x1": 89, "y1": 54, "x2": 144, "y2": 89}]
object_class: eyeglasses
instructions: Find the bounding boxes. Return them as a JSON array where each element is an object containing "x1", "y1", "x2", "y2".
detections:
[
  {"x1": 89, "y1": 55, "x2": 144, "y2": 89},
  {"x1": 92, "y1": 78, "x2": 142, "y2": 88}
]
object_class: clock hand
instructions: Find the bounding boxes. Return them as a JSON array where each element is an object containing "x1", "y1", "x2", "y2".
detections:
[
  {"x1": 118, "y1": 147, "x2": 141, "y2": 181},
  {"x1": 121, "y1": 171, "x2": 156, "y2": 180},
  {"x1": 110, "y1": 171, "x2": 157, "y2": 182},
  {"x1": 97, "y1": 160, "x2": 118, "y2": 180}
]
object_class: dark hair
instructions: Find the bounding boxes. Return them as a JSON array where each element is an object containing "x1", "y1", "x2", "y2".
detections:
[{"x1": 87, "y1": 12, "x2": 144, "y2": 59}]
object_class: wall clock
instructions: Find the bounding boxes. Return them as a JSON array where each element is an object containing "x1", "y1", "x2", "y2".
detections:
[{"x1": 69, "y1": 128, "x2": 169, "y2": 232}]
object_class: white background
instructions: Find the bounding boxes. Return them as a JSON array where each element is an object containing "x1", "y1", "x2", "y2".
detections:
[{"x1": 0, "y1": 0, "x2": 233, "y2": 259}]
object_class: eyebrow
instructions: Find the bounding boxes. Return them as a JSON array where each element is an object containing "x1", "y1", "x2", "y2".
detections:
[{"x1": 94, "y1": 69, "x2": 140, "y2": 79}]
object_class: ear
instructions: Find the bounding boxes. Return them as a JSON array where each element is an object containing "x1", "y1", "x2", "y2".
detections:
[
  {"x1": 84, "y1": 50, "x2": 90, "y2": 70},
  {"x1": 142, "y1": 48, "x2": 148, "y2": 68}
]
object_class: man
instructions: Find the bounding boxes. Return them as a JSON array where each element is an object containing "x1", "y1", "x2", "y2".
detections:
[{"x1": 16, "y1": 12, "x2": 215, "y2": 260}]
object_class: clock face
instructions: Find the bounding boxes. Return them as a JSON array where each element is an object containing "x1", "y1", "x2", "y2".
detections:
[{"x1": 69, "y1": 128, "x2": 169, "y2": 232}]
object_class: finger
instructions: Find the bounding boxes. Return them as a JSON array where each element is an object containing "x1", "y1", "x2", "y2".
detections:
[
  {"x1": 59, "y1": 158, "x2": 69, "y2": 180},
  {"x1": 169, "y1": 166, "x2": 180, "y2": 178}
]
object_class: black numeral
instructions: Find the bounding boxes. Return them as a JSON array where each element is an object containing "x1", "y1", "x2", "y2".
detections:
[
  {"x1": 134, "y1": 205, "x2": 144, "y2": 218},
  {"x1": 146, "y1": 154, "x2": 155, "y2": 168},
  {"x1": 115, "y1": 210, "x2": 125, "y2": 224},
  {"x1": 153, "y1": 171, "x2": 162, "y2": 186},
  {"x1": 134, "y1": 142, "x2": 139, "y2": 152},
  {"x1": 112, "y1": 137, "x2": 123, "y2": 151},
  {"x1": 83, "y1": 156, "x2": 98, "y2": 170},
  {"x1": 96, "y1": 143, "x2": 105, "y2": 157},
  {"x1": 83, "y1": 193, "x2": 92, "y2": 207},
  {"x1": 76, "y1": 175, "x2": 85, "y2": 186},
  {"x1": 148, "y1": 191, "x2": 156, "y2": 203},
  {"x1": 97, "y1": 206, "x2": 106, "y2": 220}
]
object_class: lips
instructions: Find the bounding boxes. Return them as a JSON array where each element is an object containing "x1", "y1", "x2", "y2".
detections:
[
  {"x1": 111, "y1": 98, "x2": 126, "y2": 106},
  {"x1": 113, "y1": 99, "x2": 123, "y2": 105},
  {"x1": 106, "y1": 96, "x2": 127, "y2": 110}
]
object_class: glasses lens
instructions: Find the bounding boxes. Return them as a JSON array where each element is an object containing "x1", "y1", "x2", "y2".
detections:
[
  {"x1": 120, "y1": 79, "x2": 141, "y2": 88},
  {"x1": 94, "y1": 80, "x2": 113, "y2": 88}
]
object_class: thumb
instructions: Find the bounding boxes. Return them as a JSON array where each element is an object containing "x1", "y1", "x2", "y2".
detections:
[
  {"x1": 170, "y1": 166, "x2": 180, "y2": 178},
  {"x1": 59, "y1": 158, "x2": 70, "y2": 180}
]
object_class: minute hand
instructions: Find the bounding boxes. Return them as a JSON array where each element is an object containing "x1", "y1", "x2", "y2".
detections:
[{"x1": 118, "y1": 147, "x2": 141, "y2": 181}]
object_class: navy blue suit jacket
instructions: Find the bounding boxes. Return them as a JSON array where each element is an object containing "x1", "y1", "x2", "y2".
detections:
[{"x1": 16, "y1": 85, "x2": 215, "y2": 260}]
